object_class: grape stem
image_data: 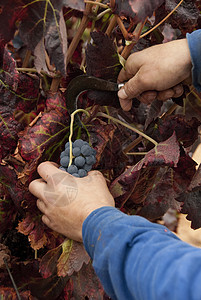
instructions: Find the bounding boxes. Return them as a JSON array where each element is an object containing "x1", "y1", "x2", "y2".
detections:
[
  {"x1": 68, "y1": 109, "x2": 90, "y2": 166},
  {"x1": 96, "y1": 112, "x2": 158, "y2": 146}
]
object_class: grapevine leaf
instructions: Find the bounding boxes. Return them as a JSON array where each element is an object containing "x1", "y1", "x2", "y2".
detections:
[
  {"x1": 19, "y1": 92, "x2": 69, "y2": 161},
  {"x1": 177, "y1": 165, "x2": 201, "y2": 229},
  {"x1": 155, "y1": 0, "x2": 200, "y2": 35},
  {"x1": 64, "y1": 263, "x2": 104, "y2": 299},
  {"x1": 158, "y1": 115, "x2": 200, "y2": 148},
  {"x1": 86, "y1": 32, "x2": 121, "y2": 108},
  {"x1": 137, "y1": 168, "x2": 182, "y2": 220},
  {"x1": 57, "y1": 240, "x2": 90, "y2": 277},
  {"x1": 0, "y1": 287, "x2": 32, "y2": 300},
  {"x1": 40, "y1": 245, "x2": 62, "y2": 278},
  {"x1": 184, "y1": 91, "x2": 201, "y2": 122},
  {"x1": 3, "y1": 260, "x2": 68, "y2": 300},
  {"x1": 0, "y1": 49, "x2": 40, "y2": 160},
  {"x1": 86, "y1": 119, "x2": 116, "y2": 166},
  {"x1": 110, "y1": 132, "x2": 180, "y2": 207},
  {"x1": 0, "y1": 0, "x2": 26, "y2": 45},
  {"x1": 17, "y1": 212, "x2": 64, "y2": 250},
  {"x1": 0, "y1": 0, "x2": 84, "y2": 75},
  {"x1": 63, "y1": 0, "x2": 85, "y2": 11},
  {"x1": 40, "y1": 239, "x2": 90, "y2": 278},
  {"x1": 0, "y1": 196, "x2": 16, "y2": 234},
  {"x1": 146, "y1": 114, "x2": 201, "y2": 148},
  {"x1": 17, "y1": 214, "x2": 48, "y2": 250},
  {"x1": 113, "y1": 0, "x2": 165, "y2": 23},
  {"x1": 86, "y1": 31, "x2": 121, "y2": 81}
]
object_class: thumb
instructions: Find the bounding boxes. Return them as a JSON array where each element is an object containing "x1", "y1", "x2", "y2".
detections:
[{"x1": 118, "y1": 71, "x2": 150, "y2": 102}]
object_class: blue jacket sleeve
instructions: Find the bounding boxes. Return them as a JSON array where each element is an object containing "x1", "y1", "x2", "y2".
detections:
[
  {"x1": 187, "y1": 29, "x2": 201, "y2": 91},
  {"x1": 82, "y1": 207, "x2": 201, "y2": 300}
]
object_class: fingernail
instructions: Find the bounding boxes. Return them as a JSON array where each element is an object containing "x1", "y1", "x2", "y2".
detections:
[{"x1": 118, "y1": 88, "x2": 128, "y2": 100}]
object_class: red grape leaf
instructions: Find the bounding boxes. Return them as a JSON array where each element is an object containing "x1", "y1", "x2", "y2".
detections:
[
  {"x1": 184, "y1": 91, "x2": 201, "y2": 122},
  {"x1": 57, "y1": 239, "x2": 90, "y2": 277},
  {"x1": 19, "y1": 92, "x2": 69, "y2": 161},
  {"x1": 64, "y1": 263, "x2": 104, "y2": 299},
  {"x1": 40, "y1": 239, "x2": 90, "y2": 278},
  {"x1": 0, "y1": 49, "x2": 40, "y2": 160},
  {"x1": 155, "y1": 0, "x2": 200, "y2": 35},
  {"x1": 0, "y1": 287, "x2": 33, "y2": 300},
  {"x1": 0, "y1": 0, "x2": 84, "y2": 75},
  {"x1": 63, "y1": 0, "x2": 85, "y2": 11},
  {"x1": 177, "y1": 165, "x2": 201, "y2": 229},
  {"x1": 110, "y1": 132, "x2": 180, "y2": 207},
  {"x1": 113, "y1": 0, "x2": 165, "y2": 23},
  {"x1": 85, "y1": 32, "x2": 121, "y2": 108},
  {"x1": 4, "y1": 260, "x2": 68, "y2": 300},
  {"x1": 0, "y1": 196, "x2": 16, "y2": 234},
  {"x1": 17, "y1": 214, "x2": 48, "y2": 250},
  {"x1": 137, "y1": 168, "x2": 182, "y2": 220},
  {"x1": 158, "y1": 115, "x2": 200, "y2": 148},
  {"x1": 86, "y1": 118, "x2": 116, "y2": 166},
  {"x1": 86, "y1": 31, "x2": 121, "y2": 81}
]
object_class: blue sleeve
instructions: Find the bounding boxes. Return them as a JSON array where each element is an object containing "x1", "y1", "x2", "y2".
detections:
[
  {"x1": 186, "y1": 29, "x2": 201, "y2": 91},
  {"x1": 82, "y1": 207, "x2": 201, "y2": 300}
]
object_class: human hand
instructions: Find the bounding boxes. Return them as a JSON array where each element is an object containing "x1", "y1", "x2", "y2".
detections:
[
  {"x1": 118, "y1": 39, "x2": 192, "y2": 111},
  {"x1": 29, "y1": 162, "x2": 115, "y2": 242}
]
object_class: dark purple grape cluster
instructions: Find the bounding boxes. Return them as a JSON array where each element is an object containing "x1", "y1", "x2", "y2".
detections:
[{"x1": 59, "y1": 139, "x2": 96, "y2": 177}]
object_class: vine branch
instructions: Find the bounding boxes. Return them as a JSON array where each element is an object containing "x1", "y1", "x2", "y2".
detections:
[{"x1": 96, "y1": 112, "x2": 158, "y2": 146}]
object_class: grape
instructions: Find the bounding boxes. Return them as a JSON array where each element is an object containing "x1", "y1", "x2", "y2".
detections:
[
  {"x1": 81, "y1": 145, "x2": 92, "y2": 156},
  {"x1": 60, "y1": 156, "x2": 70, "y2": 167},
  {"x1": 59, "y1": 166, "x2": 67, "y2": 171},
  {"x1": 78, "y1": 169, "x2": 87, "y2": 178},
  {"x1": 65, "y1": 141, "x2": 70, "y2": 149},
  {"x1": 64, "y1": 147, "x2": 70, "y2": 156},
  {"x1": 60, "y1": 151, "x2": 66, "y2": 159},
  {"x1": 67, "y1": 165, "x2": 78, "y2": 174},
  {"x1": 86, "y1": 155, "x2": 96, "y2": 165},
  {"x1": 60, "y1": 139, "x2": 96, "y2": 177},
  {"x1": 74, "y1": 156, "x2": 85, "y2": 168},
  {"x1": 72, "y1": 173, "x2": 80, "y2": 178},
  {"x1": 73, "y1": 139, "x2": 84, "y2": 148},
  {"x1": 73, "y1": 147, "x2": 81, "y2": 157},
  {"x1": 83, "y1": 163, "x2": 92, "y2": 172}
]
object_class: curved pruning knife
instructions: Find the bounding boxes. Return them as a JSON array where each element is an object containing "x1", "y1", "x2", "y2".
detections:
[{"x1": 64, "y1": 75, "x2": 124, "y2": 127}]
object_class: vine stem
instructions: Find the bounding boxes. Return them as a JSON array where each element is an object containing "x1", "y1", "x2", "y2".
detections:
[
  {"x1": 97, "y1": 112, "x2": 158, "y2": 146},
  {"x1": 127, "y1": 152, "x2": 148, "y2": 155},
  {"x1": 22, "y1": 50, "x2": 31, "y2": 68},
  {"x1": 121, "y1": 0, "x2": 184, "y2": 59},
  {"x1": 68, "y1": 109, "x2": 90, "y2": 166},
  {"x1": 66, "y1": 3, "x2": 92, "y2": 66},
  {"x1": 105, "y1": 15, "x2": 117, "y2": 36},
  {"x1": 140, "y1": 0, "x2": 184, "y2": 39}
]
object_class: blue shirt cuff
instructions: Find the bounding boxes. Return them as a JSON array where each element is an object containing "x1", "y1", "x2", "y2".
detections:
[{"x1": 186, "y1": 30, "x2": 201, "y2": 92}]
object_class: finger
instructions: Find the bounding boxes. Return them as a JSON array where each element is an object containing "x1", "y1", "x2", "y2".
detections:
[
  {"x1": 117, "y1": 53, "x2": 141, "y2": 83},
  {"x1": 157, "y1": 89, "x2": 175, "y2": 101},
  {"x1": 37, "y1": 161, "x2": 60, "y2": 183},
  {"x1": 138, "y1": 91, "x2": 157, "y2": 104},
  {"x1": 119, "y1": 98, "x2": 132, "y2": 111},
  {"x1": 41, "y1": 214, "x2": 52, "y2": 228},
  {"x1": 118, "y1": 70, "x2": 152, "y2": 101},
  {"x1": 37, "y1": 198, "x2": 47, "y2": 214},
  {"x1": 173, "y1": 84, "x2": 183, "y2": 97},
  {"x1": 29, "y1": 178, "x2": 47, "y2": 200}
]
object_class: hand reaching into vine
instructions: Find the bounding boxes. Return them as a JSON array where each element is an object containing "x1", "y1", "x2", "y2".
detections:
[{"x1": 118, "y1": 38, "x2": 192, "y2": 111}]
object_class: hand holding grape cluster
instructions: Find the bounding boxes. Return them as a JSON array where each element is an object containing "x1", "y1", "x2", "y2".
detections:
[{"x1": 60, "y1": 139, "x2": 97, "y2": 177}]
